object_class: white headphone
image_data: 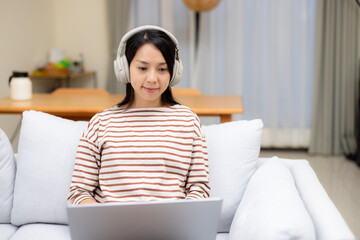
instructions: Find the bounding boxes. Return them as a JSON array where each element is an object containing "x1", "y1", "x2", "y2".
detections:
[{"x1": 113, "y1": 25, "x2": 183, "y2": 87}]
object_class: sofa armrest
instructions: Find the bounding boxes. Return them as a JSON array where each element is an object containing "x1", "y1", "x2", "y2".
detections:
[
  {"x1": 229, "y1": 157, "x2": 316, "y2": 240},
  {"x1": 282, "y1": 159, "x2": 355, "y2": 240}
]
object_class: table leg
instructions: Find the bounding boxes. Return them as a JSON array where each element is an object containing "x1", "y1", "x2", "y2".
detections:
[{"x1": 220, "y1": 114, "x2": 232, "y2": 123}]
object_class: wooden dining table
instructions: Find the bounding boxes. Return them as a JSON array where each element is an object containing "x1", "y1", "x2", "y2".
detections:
[{"x1": 0, "y1": 94, "x2": 243, "y2": 123}]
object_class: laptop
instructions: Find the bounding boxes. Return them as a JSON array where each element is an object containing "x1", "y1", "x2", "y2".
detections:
[{"x1": 67, "y1": 198, "x2": 222, "y2": 240}]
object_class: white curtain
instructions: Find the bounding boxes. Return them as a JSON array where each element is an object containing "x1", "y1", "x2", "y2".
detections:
[
  {"x1": 121, "y1": 0, "x2": 317, "y2": 148},
  {"x1": 195, "y1": 0, "x2": 316, "y2": 148}
]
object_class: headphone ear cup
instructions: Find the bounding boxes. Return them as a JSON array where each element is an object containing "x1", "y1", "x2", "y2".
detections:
[
  {"x1": 113, "y1": 59, "x2": 122, "y2": 83},
  {"x1": 120, "y1": 55, "x2": 130, "y2": 83},
  {"x1": 114, "y1": 55, "x2": 130, "y2": 84},
  {"x1": 170, "y1": 59, "x2": 183, "y2": 87}
]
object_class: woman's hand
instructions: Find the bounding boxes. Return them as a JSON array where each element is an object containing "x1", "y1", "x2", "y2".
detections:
[{"x1": 79, "y1": 198, "x2": 97, "y2": 205}]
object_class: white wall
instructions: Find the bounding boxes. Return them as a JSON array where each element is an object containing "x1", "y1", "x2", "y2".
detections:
[
  {"x1": 0, "y1": 0, "x2": 110, "y2": 149},
  {"x1": 0, "y1": 0, "x2": 54, "y2": 149},
  {"x1": 53, "y1": 0, "x2": 109, "y2": 89}
]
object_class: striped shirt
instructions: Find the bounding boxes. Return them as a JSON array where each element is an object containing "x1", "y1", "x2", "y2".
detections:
[{"x1": 67, "y1": 104, "x2": 210, "y2": 204}]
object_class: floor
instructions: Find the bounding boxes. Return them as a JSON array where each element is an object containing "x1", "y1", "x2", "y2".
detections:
[{"x1": 260, "y1": 149, "x2": 360, "y2": 239}]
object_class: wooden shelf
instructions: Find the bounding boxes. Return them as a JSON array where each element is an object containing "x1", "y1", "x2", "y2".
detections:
[
  {"x1": 30, "y1": 71, "x2": 94, "y2": 79},
  {"x1": 29, "y1": 71, "x2": 97, "y2": 88}
]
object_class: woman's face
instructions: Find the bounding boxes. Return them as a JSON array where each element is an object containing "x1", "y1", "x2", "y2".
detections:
[{"x1": 129, "y1": 43, "x2": 171, "y2": 108}]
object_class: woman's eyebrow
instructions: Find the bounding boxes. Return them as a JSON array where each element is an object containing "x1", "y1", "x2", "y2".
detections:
[
  {"x1": 136, "y1": 60, "x2": 149, "y2": 64},
  {"x1": 136, "y1": 60, "x2": 167, "y2": 66}
]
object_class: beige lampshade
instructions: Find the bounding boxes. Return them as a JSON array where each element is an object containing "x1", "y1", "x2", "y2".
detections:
[{"x1": 183, "y1": 0, "x2": 221, "y2": 12}]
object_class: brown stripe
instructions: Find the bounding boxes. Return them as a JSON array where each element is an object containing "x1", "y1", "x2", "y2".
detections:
[
  {"x1": 79, "y1": 138, "x2": 97, "y2": 149},
  {"x1": 186, "y1": 184, "x2": 210, "y2": 195},
  {"x1": 102, "y1": 157, "x2": 191, "y2": 166},
  {"x1": 75, "y1": 162, "x2": 98, "y2": 170},
  {"x1": 187, "y1": 191, "x2": 204, "y2": 199},
  {"x1": 75, "y1": 156, "x2": 99, "y2": 165},
  {"x1": 102, "y1": 150, "x2": 190, "y2": 159},
  {"x1": 100, "y1": 163, "x2": 189, "y2": 172},
  {"x1": 76, "y1": 150, "x2": 100, "y2": 160},
  {"x1": 98, "y1": 129, "x2": 193, "y2": 134},
  {"x1": 100, "y1": 134, "x2": 193, "y2": 140},
  {"x1": 186, "y1": 174, "x2": 208, "y2": 178},
  {"x1": 99, "y1": 175, "x2": 182, "y2": 181},
  {"x1": 100, "y1": 118, "x2": 194, "y2": 126},
  {"x1": 104, "y1": 139, "x2": 193, "y2": 146},
  {"x1": 101, "y1": 113, "x2": 194, "y2": 121},
  {"x1": 103, "y1": 187, "x2": 184, "y2": 194},
  {"x1": 73, "y1": 168, "x2": 99, "y2": 176},
  {"x1": 72, "y1": 174, "x2": 98, "y2": 182},
  {"x1": 190, "y1": 162, "x2": 207, "y2": 167},
  {"x1": 101, "y1": 169, "x2": 187, "y2": 178},
  {"x1": 191, "y1": 156, "x2": 209, "y2": 161},
  {"x1": 102, "y1": 145, "x2": 192, "y2": 153},
  {"x1": 71, "y1": 180, "x2": 97, "y2": 188},
  {"x1": 187, "y1": 168, "x2": 206, "y2": 172},
  {"x1": 87, "y1": 119, "x2": 100, "y2": 140},
  {"x1": 102, "y1": 194, "x2": 185, "y2": 200},
  {"x1": 68, "y1": 192, "x2": 84, "y2": 202},
  {"x1": 99, "y1": 124, "x2": 193, "y2": 129},
  {"x1": 101, "y1": 181, "x2": 183, "y2": 188},
  {"x1": 192, "y1": 150, "x2": 204, "y2": 154}
]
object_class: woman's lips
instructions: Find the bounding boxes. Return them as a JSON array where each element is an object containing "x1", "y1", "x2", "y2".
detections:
[{"x1": 143, "y1": 87, "x2": 158, "y2": 93}]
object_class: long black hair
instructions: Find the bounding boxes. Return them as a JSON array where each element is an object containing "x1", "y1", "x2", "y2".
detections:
[{"x1": 117, "y1": 29, "x2": 180, "y2": 109}]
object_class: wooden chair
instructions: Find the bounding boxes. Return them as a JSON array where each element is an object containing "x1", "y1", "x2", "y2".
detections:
[
  {"x1": 51, "y1": 88, "x2": 110, "y2": 96},
  {"x1": 171, "y1": 88, "x2": 202, "y2": 96}
]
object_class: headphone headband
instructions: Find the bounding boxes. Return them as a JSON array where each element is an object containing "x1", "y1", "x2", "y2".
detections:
[{"x1": 114, "y1": 25, "x2": 183, "y2": 87}]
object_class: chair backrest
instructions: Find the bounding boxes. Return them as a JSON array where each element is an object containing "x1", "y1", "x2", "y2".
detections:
[
  {"x1": 51, "y1": 88, "x2": 110, "y2": 96},
  {"x1": 171, "y1": 88, "x2": 202, "y2": 96}
]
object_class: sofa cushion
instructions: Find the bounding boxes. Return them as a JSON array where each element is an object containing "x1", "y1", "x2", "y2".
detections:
[
  {"x1": 0, "y1": 224, "x2": 18, "y2": 240},
  {"x1": 11, "y1": 111, "x2": 88, "y2": 226},
  {"x1": 8, "y1": 223, "x2": 70, "y2": 240},
  {"x1": 0, "y1": 129, "x2": 16, "y2": 223},
  {"x1": 216, "y1": 233, "x2": 229, "y2": 240},
  {"x1": 203, "y1": 119, "x2": 263, "y2": 232},
  {"x1": 229, "y1": 157, "x2": 316, "y2": 240}
]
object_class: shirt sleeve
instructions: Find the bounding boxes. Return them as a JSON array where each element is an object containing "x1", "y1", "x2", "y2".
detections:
[
  {"x1": 67, "y1": 114, "x2": 101, "y2": 205},
  {"x1": 185, "y1": 115, "x2": 210, "y2": 199}
]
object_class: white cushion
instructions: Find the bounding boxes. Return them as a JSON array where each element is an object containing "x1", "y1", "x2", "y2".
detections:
[
  {"x1": 0, "y1": 224, "x2": 18, "y2": 240},
  {"x1": 229, "y1": 157, "x2": 316, "y2": 240},
  {"x1": 0, "y1": 129, "x2": 16, "y2": 223},
  {"x1": 216, "y1": 233, "x2": 229, "y2": 240},
  {"x1": 9, "y1": 223, "x2": 70, "y2": 240},
  {"x1": 11, "y1": 111, "x2": 88, "y2": 226},
  {"x1": 203, "y1": 119, "x2": 263, "y2": 232}
]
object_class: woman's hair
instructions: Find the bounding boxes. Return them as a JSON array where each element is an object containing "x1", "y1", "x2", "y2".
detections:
[{"x1": 117, "y1": 29, "x2": 179, "y2": 109}]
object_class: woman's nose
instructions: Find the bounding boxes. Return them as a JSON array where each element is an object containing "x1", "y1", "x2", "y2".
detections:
[{"x1": 146, "y1": 69, "x2": 157, "y2": 82}]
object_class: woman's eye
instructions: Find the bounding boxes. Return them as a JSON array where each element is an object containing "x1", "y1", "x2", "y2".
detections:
[
  {"x1": 138, "y1": 67, "x2": 147, "y2": 71},
  {"x1": 159, "y1": 68, "x2": 168, "y2": 72}
]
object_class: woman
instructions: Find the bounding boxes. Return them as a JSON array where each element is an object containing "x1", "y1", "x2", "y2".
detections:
[{"x1": 68, "y1": 25, "x2": 209, "y2": 204}]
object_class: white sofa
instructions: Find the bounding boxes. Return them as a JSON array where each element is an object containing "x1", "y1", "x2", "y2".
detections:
[{"x1": 0, "y1": 110, "x2": 355, "y2": 240}]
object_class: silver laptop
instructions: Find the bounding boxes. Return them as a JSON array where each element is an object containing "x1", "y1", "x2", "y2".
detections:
[{"x1": 67, "y1": 198, "x2": 222, "y2": 240}]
